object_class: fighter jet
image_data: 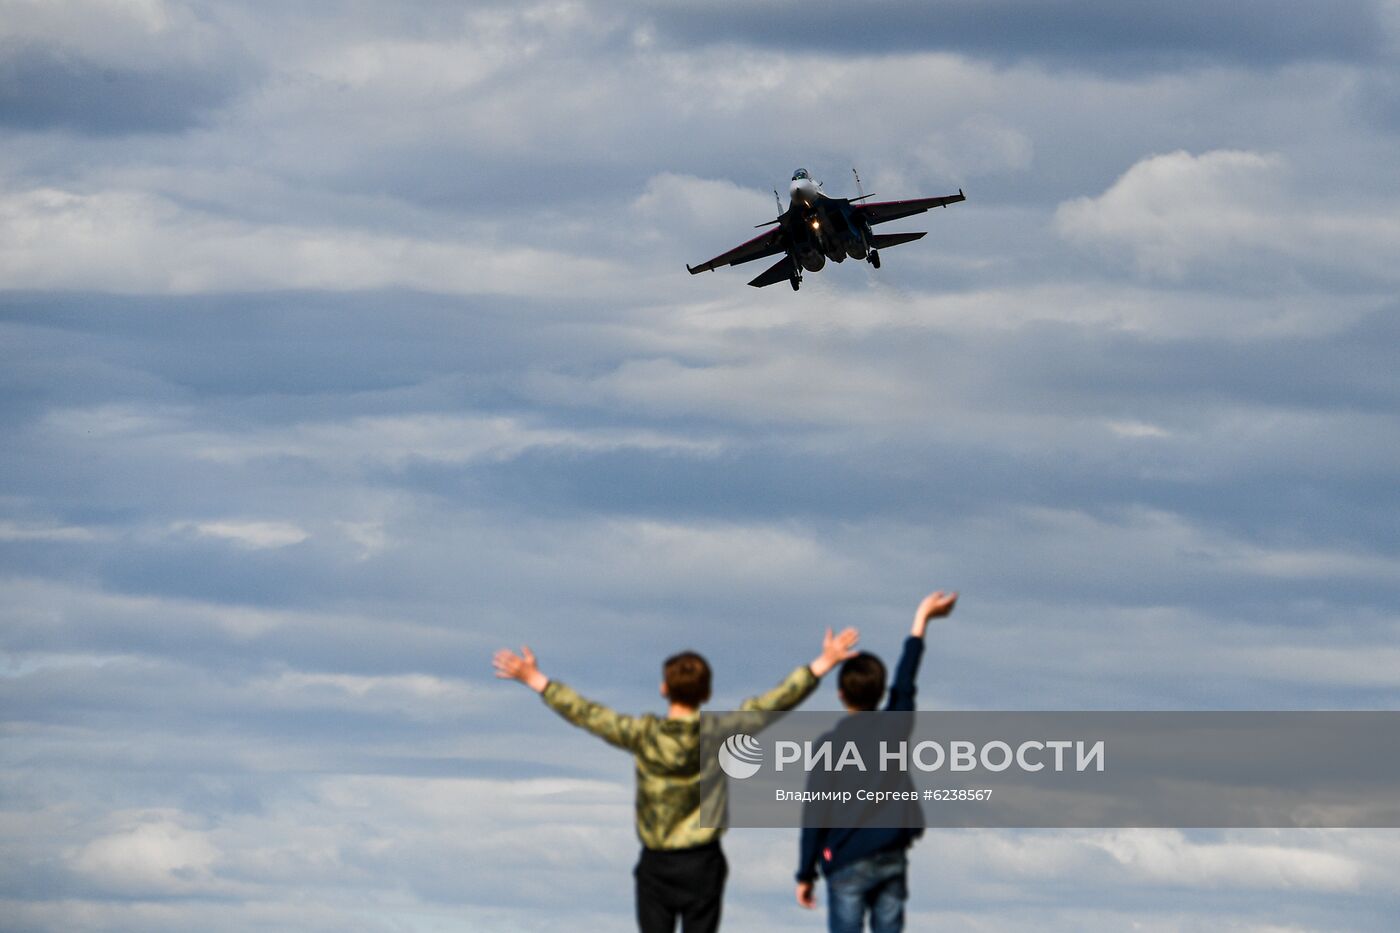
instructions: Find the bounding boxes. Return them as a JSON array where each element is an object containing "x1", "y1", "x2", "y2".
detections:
[{"x1": 687, "y1": 169, "x2": 965, "y2": 290}]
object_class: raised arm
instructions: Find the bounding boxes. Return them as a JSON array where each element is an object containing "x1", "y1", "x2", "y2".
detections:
[
  {"x1": 887, "y1": 591, "x2": 958, "y2": 712},
  {"x1": 738, "y1": 627, "x2": 860, "y2": 713},
  {"x1": 494, "y1": 646, "x2": 643, "y2": 750}
]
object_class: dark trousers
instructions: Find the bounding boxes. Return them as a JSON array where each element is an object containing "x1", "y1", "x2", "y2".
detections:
[{"x1": 634, "y1": 840, "x2": 728, "y2": 933}]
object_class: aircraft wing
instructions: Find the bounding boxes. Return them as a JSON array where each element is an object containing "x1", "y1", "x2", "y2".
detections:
[
  {"x1": 856, "y1": 191, "x2": 965, "y2": 226},
  {"x1": 687, "y1": 224, "x2": 786, "y2": 274}
]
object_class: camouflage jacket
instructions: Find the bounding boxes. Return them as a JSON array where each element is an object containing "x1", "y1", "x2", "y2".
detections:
[{"x1": 541, "y1": 665, "x2": 819, "y2": 849}]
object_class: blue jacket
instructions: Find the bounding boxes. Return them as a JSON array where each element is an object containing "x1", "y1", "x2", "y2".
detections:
[{"x1": 796, "y1": 636, "x2": 926, "y2": 882}]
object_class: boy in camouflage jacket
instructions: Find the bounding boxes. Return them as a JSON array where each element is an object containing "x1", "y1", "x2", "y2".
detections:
[{"x1": 494, "y1": 626, "x2": 859, "y2": 932}]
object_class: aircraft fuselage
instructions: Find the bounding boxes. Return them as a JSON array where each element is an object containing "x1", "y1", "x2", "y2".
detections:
[
  {"x1": 686, "y1": 167, "x2": 964, "y2": 290},
  {"x1": 784, "y1": 173, "x2": 870, "y2": 273}
]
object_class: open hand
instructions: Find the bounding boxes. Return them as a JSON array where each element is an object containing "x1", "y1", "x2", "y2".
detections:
[
  {"x1": 913, "y1": 590, "x2": 958, "y2": 636},
  {"x1": 811, "y1": 626, "x2": 860, "y2": 678},
  {"x1": 493, "y1": 646, "x2": 548, "y2": 692}
]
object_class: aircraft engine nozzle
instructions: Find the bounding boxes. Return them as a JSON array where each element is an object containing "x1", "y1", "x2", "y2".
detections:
[{"x1": 844, "y1": 228, "x2": 868, "y2": 261}]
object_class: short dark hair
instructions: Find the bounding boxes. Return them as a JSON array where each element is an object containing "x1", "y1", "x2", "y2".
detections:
[
  {"x1": 663, "y1": 651, "x2": 712, "y2": 707},
  {"x1": 838, "y1": 653, "x2": 886, "y2": 711}
]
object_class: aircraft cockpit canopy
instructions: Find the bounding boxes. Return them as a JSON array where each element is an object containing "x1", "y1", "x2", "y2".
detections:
[{"x1": 792, "y1": 168, "x2": 810, "y2": 181}]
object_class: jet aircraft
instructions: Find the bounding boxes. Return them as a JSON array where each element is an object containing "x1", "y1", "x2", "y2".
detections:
[{"x1": 686, "y1": 168, "x2": 965, "y2": 290}]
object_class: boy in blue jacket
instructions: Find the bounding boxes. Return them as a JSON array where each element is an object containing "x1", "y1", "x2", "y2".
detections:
[{"x1": 795, "y1": 590, "x2": 958, "y2": 933}]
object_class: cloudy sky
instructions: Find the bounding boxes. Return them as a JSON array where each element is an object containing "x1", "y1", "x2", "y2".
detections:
[{"x1": 3, "y1": 1, "x2": 1400, "y2": 929}]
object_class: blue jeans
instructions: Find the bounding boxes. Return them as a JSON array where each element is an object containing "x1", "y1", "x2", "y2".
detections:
[{"x1": 826, "y1": 848, "x2": 908, "y2": 933}]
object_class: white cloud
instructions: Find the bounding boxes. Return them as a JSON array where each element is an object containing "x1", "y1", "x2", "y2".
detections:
[
  {"x1": 39, "y1": 404, "x2": 721, "y2": 470},
  {"x1": 413, "y1": 514, "x2": 861, "y2": 606},
  {"x1": 1055, "y1": 149, "x2": 1400, "y2": 286},
  {"x1": 0, "y1": 186, "x2": 622, "y2": 298},
  {"x1": 631, "y1": 173, "x2": 775, "y2": 239},
  {"x1": 524, "y1": 352, "x2": 927, "y2": 427},
  {"x1": 915, "y1": 114, "x2": 1035, "y2": 180},
  {"x1": 1236, "y1": 644, "x2": 1400, "y2": 690},
  {"x1": 982, "y1": 504, "x2": 1400, "y2": 589},
  {"x1": 302, "y1": 37, "x2": 515, "y2": 95},
  {"x1": 0, "y1": 651, "x2": 133, "y2": 677},
  {"x1": 1, "y1": 576, "x2": 358, "y2": 641},
  {"x1": 40, "y1": 403, "x2": 185, "y2": 439},
  {"x1": 1105, "y1": 419, "x2": 1172, "y2": 439},
  {"x1": 1096, "y1": 830, "x2": 1362, "y2": 891},
  {"x1": 250, "y1": 670, "x2": 484, "y2": 719},
  {"x1": 187, "y1": 412, "x2": 722, "y2": 468},
  {"x1": 71, "y1": 814, "x2": 220, "y2": 895},
  {"x1": 0, "y1": 521, "x2": 103, "y2": 542},
  {"x1": 0, "y1": 0, "x2": 175, "y2": 52},
  {"x1": 595, "y1": 518, "x2": 845, "y2": 588},
  {"x1": 182, "y1": 520, "x2": 310, "y2": 549},
  {"x1": 337, "y1": 521, "x2": 389, "y2": 560}
]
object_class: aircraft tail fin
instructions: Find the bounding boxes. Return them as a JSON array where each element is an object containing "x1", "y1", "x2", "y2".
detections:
[
  {"x1": 868, "y1": 231, "x2": 927, "y2": 249},
  {"x1": 748, "y1": 255, "x2": 797, "y2": 288}
]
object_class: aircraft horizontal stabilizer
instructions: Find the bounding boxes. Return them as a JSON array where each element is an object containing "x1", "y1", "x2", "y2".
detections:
[
  {"x1": 868, "y1": 231, "x2": 927, "y2": 250},
  {"x1": 748, "y1": 255, "x2": 797, "y2": 288}
]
